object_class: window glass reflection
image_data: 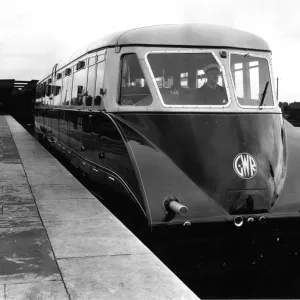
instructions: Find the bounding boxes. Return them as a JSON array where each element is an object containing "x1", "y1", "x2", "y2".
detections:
[
  {"x1": 147, "y1": 52, "x2": 228, "y2": 105},
  {"x1": 62, "y1": 72, "x2": 72, "y2": 105},
  {"x1": 71, "y1": 68, "x2": 87, "y2": 106},
  {"x1": 95, "y1": 61, "x2": 106, "y2": 106},
  {"x1": 230, "y1": 54, "x2": 273, "y2": 107},
  {"x1": 86, "y1": 65, "x2": 96, "y2": 106},
  {"x1": 53, "y1": 79, "x2": 63, "y2": 105},
  {"x1": 120, "y1": 54, "x2": 152, "y2": 106}
]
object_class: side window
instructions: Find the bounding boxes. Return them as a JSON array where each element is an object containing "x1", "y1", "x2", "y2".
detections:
[
  {"x1": 36, "y1": 85, "x2": 42, "y2": 103},
  {"x1": 119, "y1": 54, "x2": 152, "y2": 106},
  {"x1": 180, "y1": 72, "x2": 188, "y2": 87},
  {"x1": 41, "y1": 82, "x2": 46, "y2": 103},
  {"x1": 63, "y1": 68, "x2": 73, "y2": 105},
  {"x1": 95, "y1": 60, "x2": 106, "y2": 106},
  {"x1": 71, "y1": 66, "x2": 87, "y2": 106},
  {"x1": 42, "y1": 82, "x2": 46, "y2": 97},
  {"x1": 47, "y1": 80, "x2": 52, "y2": 96},
  {"x1": 53, "y1": 73, "x2": 63, "y2": 106},
  {"x1": 66, "y1": 69, "x2": 74, "y2": 104},
  {"x1": 86, "y1": 57, "x2": 96, "y2": 106},
  {"x1": 45, "y1": 79, "x2": 52, "y2": 105},
  {"x1": 61, "y1": 70, "x2": 71, "y2": 105}
]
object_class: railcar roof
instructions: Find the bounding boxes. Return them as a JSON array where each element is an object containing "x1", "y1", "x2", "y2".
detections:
[
  {"x1": 39, "y1": 23, "x2": 270, "y2": 83},
  {"x1": 88, "y1": 23, "x2": 270, "y2": 52}
]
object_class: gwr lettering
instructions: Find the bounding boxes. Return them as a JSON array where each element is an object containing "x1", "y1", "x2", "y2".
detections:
[{"x1": 234, "y1": 154, "x2": 257, "y2": 179}]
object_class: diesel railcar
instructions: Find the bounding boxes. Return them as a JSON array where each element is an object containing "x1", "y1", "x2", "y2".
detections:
[{"x1": 34, "y1": 24, "x2": 300, "y2": 247}]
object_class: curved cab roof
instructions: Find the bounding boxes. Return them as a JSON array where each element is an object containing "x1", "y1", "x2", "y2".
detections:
[
  {"x1": 87, "y1": 23, "x2": 270, "y2": 52},
  {"x1": 40, "y1": 23, "x2": 270, "y2": 82}
]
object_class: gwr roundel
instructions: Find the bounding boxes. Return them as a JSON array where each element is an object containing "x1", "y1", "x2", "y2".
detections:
[{"x1": 233, "y1": 153, "x2": 257, "y2": 179}]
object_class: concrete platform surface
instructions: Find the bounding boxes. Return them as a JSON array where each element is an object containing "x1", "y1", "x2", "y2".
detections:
[{"x1": 0, "y1": 115, "x2": 199, "y2": 300}]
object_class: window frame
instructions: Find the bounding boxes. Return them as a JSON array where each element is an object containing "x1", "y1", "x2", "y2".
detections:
[
  {"x1": 61, "y1": 66, "x2": 74, "y2": 106},
  {"x1": 117, "y1": 52, "x2": 153, "y2": 107},
  {"x1": 229, "y1": 51, "x2": 276, "y2": 109},
  {"x1": 71, "y1": 59, "x2": 87, "y2": 106},
  {"x1": 76, "y1": 60, "x2": 85, "y2": 71},
  {"x1": 144, "y1": 49, "x2": 231, "y2": 109},
  {"x1": 94, "y1": 58, "x2": 106, "y2": 106},
  {"x1": 88, "y1": 56, "x2": 97, "y2": 67},
  {"x1": 86, "y1": 60, "x2": 97, "y2": 106},
  {"x1": 64, "y1": 67, "x2": 72, "y2": 76},
  {"x1": 56, "y1": 73, "x2": 62, "y2": 80},
  {"x1": 53, "y1": 77, "x2": 63, "y2": 106}
]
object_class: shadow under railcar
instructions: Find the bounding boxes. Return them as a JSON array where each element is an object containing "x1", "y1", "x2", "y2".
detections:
[{"x1": 151, "y1": 219, "x2": 300, "y2": 298}]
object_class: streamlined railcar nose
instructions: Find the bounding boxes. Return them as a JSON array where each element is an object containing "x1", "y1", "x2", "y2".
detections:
[{"x1": 114, "y1": 111, "x2": 287, "y2": 224}]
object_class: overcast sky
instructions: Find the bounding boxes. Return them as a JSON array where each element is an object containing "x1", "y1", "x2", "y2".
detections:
[{"x1": 1, "y1": 0, "x2": 299, "y2": 102}]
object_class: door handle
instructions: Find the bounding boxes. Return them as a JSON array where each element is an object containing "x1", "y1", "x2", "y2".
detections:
[
  {"x1": 80, "y1": 146, "x2": 86, "y2": 151},
  {"x1": 99, "y1": 152, "x2": 105, "y2": 159}
]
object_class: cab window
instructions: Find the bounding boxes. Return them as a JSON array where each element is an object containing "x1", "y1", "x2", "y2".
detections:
[
  {"x1": 147, "y1": 52, "x2": 228, "y2": 106},
  {"x1": 119, "y1": 54, "x2": 152, "y2": 106},
  {"x1": 230, "y1": 54, "x2": 274, "y2": 107}
]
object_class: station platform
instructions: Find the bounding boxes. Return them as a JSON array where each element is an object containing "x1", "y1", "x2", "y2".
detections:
[{"x1": 0, "y1": 115, "x2": 199, "y2": 300}]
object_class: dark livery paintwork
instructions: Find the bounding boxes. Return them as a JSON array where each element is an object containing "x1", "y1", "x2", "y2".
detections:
[
  {"x1": 35, "y1": 108, "x2": 147, "y2": 218},
  {"x1": 35, "y1": 108, "x2": 300, "y2": 228},
  {"x1": 112, "y1": 112, "x2": 289, "y2": 223}
]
